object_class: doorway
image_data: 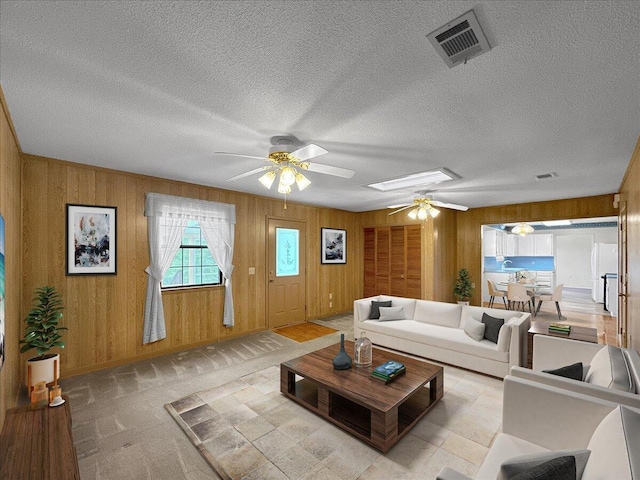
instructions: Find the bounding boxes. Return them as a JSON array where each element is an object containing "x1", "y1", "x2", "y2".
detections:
[{"x1": 267, "y1": 218, "x2": 307, "y2": 328}]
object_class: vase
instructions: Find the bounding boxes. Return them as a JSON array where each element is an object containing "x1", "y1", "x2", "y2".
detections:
[
  {"x1": 332, "y1": 334, "x2": 352, "y2": 370},
  {"x1": 354, "y1": 331, "x2": 372, "y2": 367}
]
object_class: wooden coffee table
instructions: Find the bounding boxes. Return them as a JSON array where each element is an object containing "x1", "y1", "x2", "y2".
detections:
[
  {"x1": 280, "y1": 341, "x2": 443, "y2": 452},
  {"x1": 527, "y1": 320, "x2": 599, "y2": 368}
]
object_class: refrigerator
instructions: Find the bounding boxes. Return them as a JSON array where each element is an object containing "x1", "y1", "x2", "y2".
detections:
[{"x1": 591, "y1": 243, "x2": 618, "y2": 303}]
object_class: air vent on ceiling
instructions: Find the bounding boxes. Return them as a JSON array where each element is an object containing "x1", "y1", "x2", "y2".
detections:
[
  {"x1": 427, "y1": 10, "x2": 491, "y2": 68},
  {"x1": 535, "y1": 172, "x2": 559, "y2": 180}
]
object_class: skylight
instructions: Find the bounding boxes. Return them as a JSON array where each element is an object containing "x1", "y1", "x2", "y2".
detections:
[{"x1": 367, "y1": 168, "x2": 460, "y2": 192}]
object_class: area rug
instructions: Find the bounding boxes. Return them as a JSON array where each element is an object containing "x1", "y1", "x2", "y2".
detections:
[
  {"x1": 273, "y1": 322, "x2": 338, "y2": 342},
  {"x1": 165, "y1": 364, "x2": 503, "y2": 479}
]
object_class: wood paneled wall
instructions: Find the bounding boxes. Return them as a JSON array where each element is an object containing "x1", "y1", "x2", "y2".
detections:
[
  {"x1": 456, "y1": 195, "x2": 618, "y2": 307},
  {"x1": 619, "y1": 135, "x2": 640, "y2": 350},
  {"x1": 21, "y1": 155, "x2": 361, "y2": 377},
  {"x1": 0, "y1": 88, "x2": 23, "y2": 428}
]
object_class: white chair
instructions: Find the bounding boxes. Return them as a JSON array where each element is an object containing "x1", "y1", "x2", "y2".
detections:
[
  {"x1": 535, "y1": 283, "x2": 564, "y2": 319},
  {"x1": 487, "y1": 279, "x2": 507, "y2": 308},
  {"x1": 507, "y1": 283, "x2": 533, "y2": 314}
]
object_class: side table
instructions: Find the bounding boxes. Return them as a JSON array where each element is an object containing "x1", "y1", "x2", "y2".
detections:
[{"x1": 527, "y1": 320, "x2": 598, "y2": 368}]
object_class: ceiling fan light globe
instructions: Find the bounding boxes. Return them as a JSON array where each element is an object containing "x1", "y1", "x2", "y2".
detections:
[
  {"x1": 417, "y1": 207, "x2": 428, "y2": 220},
  {"x1": 258, "y1": 171, "x2": 276, "y2": 189},
  {"x1": 429, "y1": 207, "x2": 440, "y2": 218},
  {"x1": 295, "y1": 172, "x2": 311, "y2": 191},
  {"x1": 512, "y1": 223, "x2": 534, "y2": 236},
  {"x1": 279, "y1": 166, "x2": 297, "y2": 186},
  {"x1": 408, "y1": 209, "x2": 418, "y2": 220},
  {"x1": 277, "y1": 182, "x2": 292, "y2": 195}
]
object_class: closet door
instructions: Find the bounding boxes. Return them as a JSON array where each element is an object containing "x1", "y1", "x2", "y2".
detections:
[
  {"x1": 375, "y1": 227, "x2": 391, "y2": 295},
  {"x1": 363, "y1": 228, "x2": 376, "y2": 297},
  {"x1": 363, "y1": 225, "x2": 422, "y2": 299},
  {"x1": 390, "y1": 226, "x2": 407, "y2": 296},
  {"x1": 406, "y1": 225, "x2": 422, "y2": 298}
]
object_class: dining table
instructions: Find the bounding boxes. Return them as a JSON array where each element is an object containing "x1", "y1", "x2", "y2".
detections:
[{"x1": 498, "y1": 281, "x2": 552, "y2": 316}]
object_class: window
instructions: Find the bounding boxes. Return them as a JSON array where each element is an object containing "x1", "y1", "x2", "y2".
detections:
[{"x1": 162, "y1": 220, "x2": 222, "y2": 288}]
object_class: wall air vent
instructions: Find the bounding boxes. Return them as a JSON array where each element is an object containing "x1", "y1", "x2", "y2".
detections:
[
  {"x1": 535, "y1": 172, "x2": 559, "y2": 180},
  {"x1": 427, "y1": 10, "x2": 491, "y2": 68}
]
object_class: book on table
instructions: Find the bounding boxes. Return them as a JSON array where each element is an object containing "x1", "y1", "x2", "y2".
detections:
[
  {"x1": 548, "y1": 323, "x2": 571, "y2": 334},
  {"x1": 371, "y1": 360, "x2": 406, "y2": 383}
]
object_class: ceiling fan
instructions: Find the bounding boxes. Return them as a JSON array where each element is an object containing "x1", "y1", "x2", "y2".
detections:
[
  {"x1": 388, "y1": 191, "x2": 468, "y2": 220},
  {"x1": 217, "y1": 136, "x2": 355, "y2": 206}
]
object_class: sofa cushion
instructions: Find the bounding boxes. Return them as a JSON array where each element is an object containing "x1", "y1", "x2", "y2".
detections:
[
  {"x1": 460, "y1": 305, "x2": 523, "y2": 329},
  {"x1": 497, "y1": 449, "x2": 590, "y2": 480},
  {"x1": 475, "y1": 433, "x2": 548, "y2": 480},
  {"x1": 378, "y1": 306, "x2": 405, "y2": 321},
  {"x1": 368, "y1": 300, "x2": 392, "y2": 319},
  {"x1": 582, "y1": 405, "x2": 639, "y2": 480},
  {"x1": 584, "y1": 346, "x2": 633, "y2": 392},
  {"x1": 413, "y1": 301, "x2": 462, "y2": 328},
  {"x1": 482, "y1": 313, "x2": 504, "y2": 344},
  {"x1": 543, "y1": 362, "x2": 584, "y2": 382},
  {"x1": 379, "y1": 296, "x2": 417, "y2": 320},
  {"x1": 464, "y1": 317, "x2": 485, "y2": 342},
  {"x1": 361, "y1": 319, "x2": 509, "y2": 363},
  {"x1": 510, "y1": 456, "x2": 576, "y2": 480}
]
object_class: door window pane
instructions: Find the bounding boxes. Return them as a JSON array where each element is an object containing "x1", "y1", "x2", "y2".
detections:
[{"x1": 276, "y1": 228, "x2": 299, "y2": 277}]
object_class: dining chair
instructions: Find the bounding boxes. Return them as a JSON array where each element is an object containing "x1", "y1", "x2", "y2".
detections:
[
  {"x1": 487, "y1": 280, "x2": 507, "y2": 308},
  {"x1": 535, "y1": 283, "x2": 565, "y2": 319},
  {"x1": 507, "y1": 282, "x2": 534, "y2": 314}
]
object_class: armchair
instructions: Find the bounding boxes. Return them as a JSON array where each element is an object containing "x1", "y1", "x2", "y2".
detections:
[
  {"x1": 437, "y1": 376, "x2": 640, "y2": 479},
  {"x1": 510, "y1": 335, "x2": 640, "y2": 408}
]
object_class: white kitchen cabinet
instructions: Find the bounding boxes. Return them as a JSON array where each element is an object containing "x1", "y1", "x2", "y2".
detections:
[
  {"x1": 517, "y1": 235, "x2": 535, "y2": 256},
  {"x1": 505, "y1": 234, "x2": 517, "y2": 256},
  {"x1": 483, "y1": 229, "x2": 506, "y2": 257},
  {"x1": 534, "y1": 234, "x2": 554, "y2": 256}
]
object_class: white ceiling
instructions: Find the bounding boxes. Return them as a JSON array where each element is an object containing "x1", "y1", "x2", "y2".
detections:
[{"x1": 1, "y1": 1, "x2": 639, "y2": 212}]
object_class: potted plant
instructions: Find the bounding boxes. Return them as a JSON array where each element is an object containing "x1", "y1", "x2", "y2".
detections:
[
  {"x1": 454, "y1": 268, "x2": 473, "y2": 305},
  {"x1": 20, "y1": 286, "x2": 66, "y2": 388}
]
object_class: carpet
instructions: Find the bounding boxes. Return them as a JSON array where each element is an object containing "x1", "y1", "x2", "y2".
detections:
[
  {"x1": 166, "y1": 363, "x2": 504, "y2": 479},
  {"x1": 273, "y1": 322, "x2": 338, "y2": 342}
]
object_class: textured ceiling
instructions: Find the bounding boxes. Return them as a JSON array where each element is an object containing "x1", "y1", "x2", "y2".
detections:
[{"x1": 1, "y1": 1, "x2": 639, "y2": 212}]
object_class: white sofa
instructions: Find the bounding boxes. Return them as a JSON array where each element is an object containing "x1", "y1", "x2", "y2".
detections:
[
  {"x1": 438, "y1": 375, "x2": 640, "y2": 479},
  {"x1": 353, "y1": 295, "x2": 531, "y2": 377},
  {"x1": 510, "y1": 335, "x2": 640, "y2": 408}
]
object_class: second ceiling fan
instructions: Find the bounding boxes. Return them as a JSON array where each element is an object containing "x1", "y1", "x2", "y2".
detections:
[{"x1": 388, "y1": 191, "x2": 468, "y2": 220}]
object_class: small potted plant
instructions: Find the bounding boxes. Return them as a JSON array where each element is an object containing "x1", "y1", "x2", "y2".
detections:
[
  {"x1": 20, "y1": 286, "x2": 66, "y2": 388},
  {"x1": 454, "y1": 268, "x2": 473, "y2": 305}
]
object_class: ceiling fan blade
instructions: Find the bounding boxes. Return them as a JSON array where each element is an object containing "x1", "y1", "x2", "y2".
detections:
[
  {"x1": 226, "y1": 166, "x2": 268, "y2": 181},
  {"x1": 387, "y1": 203, "x2": 412, "y2": 209},
  {"x1": 305, "y1": 162, "x2": 355, "y2": 179},
  {"x1": 388, "y1": 205, "x2": 415, "y2": 216},
  {"x1": 430, "y1": 200, "x2": 468, "y2": 211},
  {"x1": 214, "y1": 152, "x2": 266, "y2": 161},
  {"x1": 291, "y1": 143, "x2": 328, "y2": 161}
]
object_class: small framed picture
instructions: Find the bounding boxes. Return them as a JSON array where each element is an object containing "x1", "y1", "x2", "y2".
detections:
[
  {"x1": 66, "y1": 204, "x2": 117, "y2": 275},
  {"x1": 321, "y1": 228, "x2": 346, "y2": 264}
]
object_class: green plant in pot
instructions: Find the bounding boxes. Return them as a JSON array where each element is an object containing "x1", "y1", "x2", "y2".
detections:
[
  {"x1": 20, "y1": 286, "x2": 66, "y2": 388},
  {"x1": 454, "y1": 268, "x2": 473, "y2": 304}
]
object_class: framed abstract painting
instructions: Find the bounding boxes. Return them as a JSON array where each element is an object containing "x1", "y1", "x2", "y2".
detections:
[
  {"x1": 321, "y1": 228, "x2": 346, "y2": 264},
  {"x1": 66, "y1": 204, "x2": 117, "y2": 275}
]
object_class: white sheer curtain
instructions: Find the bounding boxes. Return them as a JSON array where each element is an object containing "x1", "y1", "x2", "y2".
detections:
[{"x1": 143, "y1": 193, "x2": 236, "y2": 344}]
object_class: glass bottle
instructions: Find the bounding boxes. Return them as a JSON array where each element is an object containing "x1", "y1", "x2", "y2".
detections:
[{"x1": 354, "y1": 331, "x2": 372, "y2": 367}]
